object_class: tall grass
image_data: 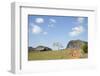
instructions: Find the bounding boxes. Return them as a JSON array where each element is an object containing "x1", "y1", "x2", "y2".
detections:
[{"x1": 28, "y1": 49, "x2": 87, "y2": 60}]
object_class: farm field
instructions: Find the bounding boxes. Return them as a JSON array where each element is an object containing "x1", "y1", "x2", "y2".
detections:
[{"x1": 28, "y1": 49, "x2": 87, "y2": 60}]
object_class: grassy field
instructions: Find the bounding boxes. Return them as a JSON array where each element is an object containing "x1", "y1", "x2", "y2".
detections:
[{"x1": 28, "y1": 49, "x2": 88, "y2": 61}]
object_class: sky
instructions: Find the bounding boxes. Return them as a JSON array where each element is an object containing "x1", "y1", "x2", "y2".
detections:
[{"x1": 28, "y1": 15, "x2": 88, "y2": 50}]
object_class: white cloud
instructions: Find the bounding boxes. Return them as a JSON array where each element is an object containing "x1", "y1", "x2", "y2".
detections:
[
  {"x1": 35, "y1": 18, "x2": 44, "y2": 24},
  {"x1": 49, "y1": 18, "x2": 56, "y2": 23},
  {"x1": 43, "y1": 31, "x2": 48, "y2": 35},
  {"x1": 32, "y1": 25, "x2": 42, "y2": 34},
  {"x1": 69, "y1": 26, "x2": 84, "y2": 36},
  {"x1": 77, "y1": 17, "x2": 84, "y2": 24},
  {"x1": 48, "y1": 24, "x2": 54, "y2": 28},
  {"x1": 69, "y1": 17, "x2": 85, "y2": 37},
  {"x1": 48, "y1": 18, "x2": 56, "y2": 28},
  {"x1": 30, "y1": 23, "x2": 36, "y2": 27}
]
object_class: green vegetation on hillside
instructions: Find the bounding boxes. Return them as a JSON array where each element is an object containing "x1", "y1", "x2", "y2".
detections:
[{"x1": 82, "y1": 43, "x2": 88, "y2": 53}]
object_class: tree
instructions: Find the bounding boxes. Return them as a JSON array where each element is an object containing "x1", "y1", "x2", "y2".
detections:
[{"x1": 53, "y1": 42, "x2": 63, "y2": 50}]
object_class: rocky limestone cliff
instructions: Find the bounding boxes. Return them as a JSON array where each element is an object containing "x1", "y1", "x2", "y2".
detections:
[
  {"x1": 67, "y1": 40, "x2": 87, "y2": 49},
  {"x1": 66, "y1": 40, "x2": 88, "y2": 58}
]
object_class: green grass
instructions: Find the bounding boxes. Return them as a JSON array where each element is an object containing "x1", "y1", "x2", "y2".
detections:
[{"x1": 28, "y1": 49, "x2": 88, "y2": 61}]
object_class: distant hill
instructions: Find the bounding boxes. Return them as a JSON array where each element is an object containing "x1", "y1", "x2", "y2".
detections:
[
  {"x1": 28, "y1": 40, "x2": 88, "y2": 54},
  {"x1": 28, "y1": 46, "x2": 52, "y2": 52}
]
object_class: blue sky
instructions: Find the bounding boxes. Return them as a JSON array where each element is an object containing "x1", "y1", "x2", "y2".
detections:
[{"x1": 28, "y1": 15, "x2": 88, "y2": 50}]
